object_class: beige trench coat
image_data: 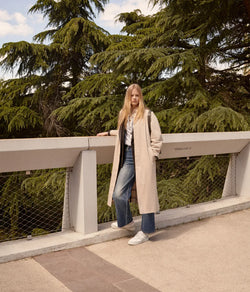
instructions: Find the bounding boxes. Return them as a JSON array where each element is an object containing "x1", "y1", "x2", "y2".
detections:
[{"x1": 108, "y1": 109, "x2": 163, "y2": 214}]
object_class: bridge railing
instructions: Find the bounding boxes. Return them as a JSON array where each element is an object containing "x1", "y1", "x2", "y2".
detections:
[{"x1": 0, "y1": 132, "x2": 249, "y2": 238}]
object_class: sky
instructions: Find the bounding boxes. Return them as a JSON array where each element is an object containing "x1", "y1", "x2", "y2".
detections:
[
  {"x1": 0, "y1": 0, "x2": 161, "y2": 79},
  {"x1": 0, "y1": 0, "x2": 160, "y2": 46}
]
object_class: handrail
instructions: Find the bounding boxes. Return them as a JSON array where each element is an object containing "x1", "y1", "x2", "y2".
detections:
[{"x1": 0, "y1": 131, "x2": 249, "y2": 172}]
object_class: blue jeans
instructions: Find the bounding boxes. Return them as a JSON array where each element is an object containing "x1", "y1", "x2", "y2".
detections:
[{"x1": 112, "y1": 146, "x2": 155, "y2": 233}]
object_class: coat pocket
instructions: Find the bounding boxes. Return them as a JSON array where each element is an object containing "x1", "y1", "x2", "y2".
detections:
[{"x1": 148, "y1": 146, "x2": 156, "y2": 161}]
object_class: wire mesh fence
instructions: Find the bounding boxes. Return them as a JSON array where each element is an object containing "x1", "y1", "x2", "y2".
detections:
[
  {"x1": 0, "y1": 154, "x2": 231, "y2": 242},
  {"x1": 0, "y1": 169, "x2": 66, "y2": 242},
  {"x1": 97, "y1": 154, "x2": 231, "y2": 223},
  {"x1": 156, "y1": 154, "x2": 230, "y2": 210}
]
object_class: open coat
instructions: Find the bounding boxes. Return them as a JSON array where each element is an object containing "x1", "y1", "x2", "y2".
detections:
[{"x1": 108, "y1": 109, "x2": 163, "y2": 214}]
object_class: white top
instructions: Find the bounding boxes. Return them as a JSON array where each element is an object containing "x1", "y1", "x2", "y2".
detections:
[{"x1": 125, "y1": 113, "x2": 135, "y2": 146}]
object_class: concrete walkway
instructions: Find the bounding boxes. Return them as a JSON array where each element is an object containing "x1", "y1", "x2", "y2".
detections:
[{"x1": 1, "y1": 209, "x2": 250, "y2": 292}]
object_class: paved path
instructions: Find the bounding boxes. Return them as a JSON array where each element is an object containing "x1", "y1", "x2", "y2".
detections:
[{"x1": 1, "y1": 209, "x2": 250, "y2": 291}]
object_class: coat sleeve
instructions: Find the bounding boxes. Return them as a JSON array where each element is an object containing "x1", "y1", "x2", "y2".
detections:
[
  {"x1": 150, "y1": 112, "x2": 163, "y2": 158},
  {"x1": 110, "y1": 130, "x2": 118, "y2": 136}
]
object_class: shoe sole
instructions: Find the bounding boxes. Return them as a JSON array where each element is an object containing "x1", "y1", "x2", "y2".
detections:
[
  {"x1": 111, "y1": 223, "x2": 135, "y2": 232},
  {"x1": 128, "y1": 238, "x2": 149, "y2": 245}
]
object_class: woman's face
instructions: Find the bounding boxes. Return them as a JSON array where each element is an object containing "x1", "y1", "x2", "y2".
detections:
[{"x1": 131, "y1": 88, "x2": 140, "y2": 109}]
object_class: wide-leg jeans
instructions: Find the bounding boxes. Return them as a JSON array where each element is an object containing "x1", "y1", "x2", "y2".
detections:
[{"x1": 112, "y1": 145, "x2": 155, "y2": 234}]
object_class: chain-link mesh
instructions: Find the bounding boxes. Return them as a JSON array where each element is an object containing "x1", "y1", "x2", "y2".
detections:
[
  {"x1": 0, "y1": 155, "x2": 231, "y2": 241},
  {"x1": 0, "y1": 169, "x2": 66, "y2": 242},
  {"x1": 156, "y1": 154, "x2": 230, "y2": 210},
  {"x1": 97, "y1": 154, "x2": 231, "y2": 223}
]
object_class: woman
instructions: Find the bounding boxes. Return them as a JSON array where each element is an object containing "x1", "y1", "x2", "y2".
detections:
[{"x1": 97, "y1": 84, "x2": 162, "y2": 245}]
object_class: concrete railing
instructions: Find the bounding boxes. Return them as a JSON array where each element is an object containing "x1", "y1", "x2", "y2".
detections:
[{"x1": 1, "y1": 131, "x2": 250, "y2": 237}]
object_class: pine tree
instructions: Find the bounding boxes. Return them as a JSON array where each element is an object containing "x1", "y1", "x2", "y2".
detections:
[
  {"x1": 85, "y1": 0, "x2": 249, "y2": 134},
  {"x1": 57, "y1": 0, "x2": 249, "y2": 136},
  {"x1": 57, "y1": 0, "x2": 249, "y2": 219},
  {"x1": 0, "y1": 0, "x2": 109, "y2": 137},
  {"x1": 0, "y1": 0, "x2": 110, "y2": 239},
  {"x1": 1, "y1": 0, "x2": 249, "y2": 227}
]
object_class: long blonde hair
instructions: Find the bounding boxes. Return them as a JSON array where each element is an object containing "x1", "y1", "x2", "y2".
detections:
[{"x1": 118, "y1": 84, "x2": 146, "y2": 129}]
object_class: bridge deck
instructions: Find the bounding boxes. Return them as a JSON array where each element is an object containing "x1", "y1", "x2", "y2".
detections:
[{"x1": 1, "y1": 209, "x2": 249, "y2": 292}]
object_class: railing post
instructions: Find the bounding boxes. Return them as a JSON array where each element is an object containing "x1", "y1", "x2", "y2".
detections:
[
  {"x1": 236, "y1": 143, "x2": 250, "y2": 197},
  {"x1": 68, "y1": 150, "x2": 98, "y2": 234},
  {"x1": 222, "y1": 154, "x2": 236, "y2": 197},
  {"x1": 62, "y1": 168, "x2": 71, "y2": 231}
]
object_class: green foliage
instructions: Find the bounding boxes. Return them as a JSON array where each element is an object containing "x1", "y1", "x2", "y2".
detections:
[
  {"x1": 97, "y1": 164, "x2": 115, "y2": 223},
  {"x1": 194, "y1": 106, "x2": 249, "y2": 132},
  {"x1": 0, "y1": 105, "x2": 42, "y2": 132},
  {"x1": 0, "y1": 175, "x2": 24, "y2": 234},
  {"x1": 156, "y1": 155, "x2": 229, "y2": 209},
  {"x1": 31, "y1": 228, "x2": 49, "y2": 236},
  {"x1": 87, "y1": 0, "x2": 249, "y2": 134},
  {"x1": 1, "y1": 0, "x2": 248, "y2": 137},
  {"x1": 53, "y1": 73, "x2": 128, "y2": 134},
  {"x1": 158, "y1": 178, "x2": 190, "y2": 209},
  {"x1": 29, "y1": 0, "x2": 109, "y2": 34},
  {"x1": 0, "y1": 42, "x2": 51, "y2": 76},
  {"x1": 53, "y1": 17, "x2": 110, "y2": 51},
  {"x1": 0, "y1": 77, "x2": 41, "y2": 137},
  {"x1": 21, "y1": 169, "x2": 66, "y2": 201},
  {"x1": 0, "y1": 169, "x2": 65, "y2": 241},
  {"x1": 0, "y1": 0, "x2": 110, "y2": 137},
  {"x1": 0, "y1": 0, "x2": 249, "y2": 231},
  {"x1": 183, "y1": 155, "x2": 229, "y2": 203}
]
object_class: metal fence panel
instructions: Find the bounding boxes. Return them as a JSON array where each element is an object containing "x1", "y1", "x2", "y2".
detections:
[{"x1": 0, "y1": 169, "x2": 66, "y2": 242}]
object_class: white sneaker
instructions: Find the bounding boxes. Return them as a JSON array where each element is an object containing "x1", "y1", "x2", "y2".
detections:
[
  {"x1": 111, "y1": 221, "x2": 135, "y2": 232},
  {"x1": 128, "y1": 231, "x2": 149, "y2": 245}
]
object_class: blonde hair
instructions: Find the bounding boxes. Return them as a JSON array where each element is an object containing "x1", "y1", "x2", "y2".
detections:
[{"x1": 118, "y1": 84, "x2": 146, "y2": 129}]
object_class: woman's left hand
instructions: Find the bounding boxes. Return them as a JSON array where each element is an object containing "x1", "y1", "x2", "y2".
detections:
[{"x1": 97, "y1": 132, "x2": 108, "y2": 136}]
